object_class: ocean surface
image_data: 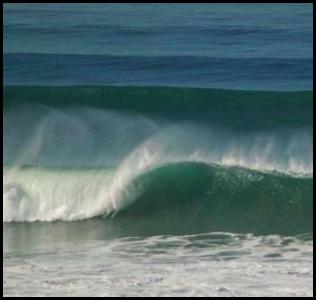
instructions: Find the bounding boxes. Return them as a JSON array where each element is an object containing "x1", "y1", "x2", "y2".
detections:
[{"x1": 3, "y1": 4, "x2": 313, "y2": 297}]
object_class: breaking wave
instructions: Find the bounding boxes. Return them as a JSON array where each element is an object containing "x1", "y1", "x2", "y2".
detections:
[{"x1": 3, "y1": 86, "x2": 313, "y2": 235}]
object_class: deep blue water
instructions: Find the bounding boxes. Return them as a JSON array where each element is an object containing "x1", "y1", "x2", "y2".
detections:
[{"x1": 3, "y1": 3, "x2": 313, "y2": 90}]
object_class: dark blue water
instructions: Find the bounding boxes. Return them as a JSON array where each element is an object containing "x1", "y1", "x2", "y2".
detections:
[{"x1": 4, "y1": 3, "x2": 313, "y2": 90}]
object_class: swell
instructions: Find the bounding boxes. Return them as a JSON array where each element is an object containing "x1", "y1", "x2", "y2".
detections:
[
  {"x1": 3, "y1": 163, "x2": 313, "y2": 236},
  {"x1": 3, "y1": 86, "x2": 313, "y2": 130},
  {"x1": 3, "y1": 54, "x2": 313, "y2": 89}
]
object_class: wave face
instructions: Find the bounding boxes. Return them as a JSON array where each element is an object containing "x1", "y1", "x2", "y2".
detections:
[
  {"x1": 117, "y1": 163, "x2": 313, "y2": 236},
  {"x1": 3, "y1": 86, "x2": 313, "y2": 236}
]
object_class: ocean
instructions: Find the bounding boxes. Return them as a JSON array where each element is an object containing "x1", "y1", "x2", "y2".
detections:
[{"x1": 3, "y1": 3, "x2": 313, "y2": 297}]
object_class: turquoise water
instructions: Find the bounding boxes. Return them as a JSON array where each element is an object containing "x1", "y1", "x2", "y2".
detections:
[{"x1": 3, "y1": 4, "x2": 313, "y2": 297}]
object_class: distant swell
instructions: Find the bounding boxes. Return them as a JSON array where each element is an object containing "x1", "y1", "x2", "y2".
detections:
[
  {"x1": 3, "y1": 86, "x2": 313, "y2": 134},
  {"x1": 4, "y1": 54, "x2": 313, "y2": 90}
]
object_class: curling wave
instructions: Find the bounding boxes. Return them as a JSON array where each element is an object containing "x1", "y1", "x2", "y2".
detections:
[{"x1": 3, "y1": 86, "x2": 313, "y2": 236}]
